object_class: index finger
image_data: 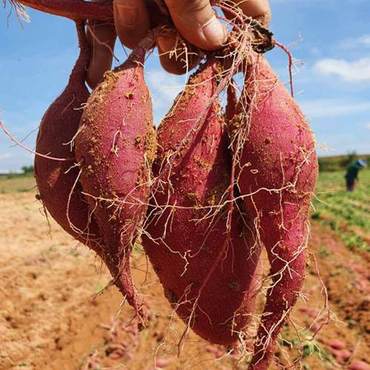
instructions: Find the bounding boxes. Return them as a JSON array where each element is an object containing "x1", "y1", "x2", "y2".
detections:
[
  {"x1": 113, "y1": 0, "x2": 151, "y2": 49},
  {"x1": 164, "y1": 0, "x2": 227, "y2": 51}
]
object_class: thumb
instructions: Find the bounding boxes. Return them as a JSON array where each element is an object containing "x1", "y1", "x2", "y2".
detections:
[{"x1": 163, "y1": 0, "x2": 227, "y2": 50}]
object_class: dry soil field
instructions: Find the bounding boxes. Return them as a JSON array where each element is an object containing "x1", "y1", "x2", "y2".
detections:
[{"x1": 0, "y1": 174, "x2": 369, "y2": 370}]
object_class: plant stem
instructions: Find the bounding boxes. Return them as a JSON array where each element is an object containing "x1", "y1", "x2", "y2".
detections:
[{"x1": 15, "y1": 0, "x2": 113, "y2": 21}]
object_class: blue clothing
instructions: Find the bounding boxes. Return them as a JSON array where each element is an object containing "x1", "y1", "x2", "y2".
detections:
[
  {"x1": 345, "y1": 162, "x2": 360, "y2": 181},
  {"x1": 345, "y1": 160, "x2": 366, "y2": 191}
]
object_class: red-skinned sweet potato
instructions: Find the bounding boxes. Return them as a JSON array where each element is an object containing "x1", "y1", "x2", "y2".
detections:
[
  {"x1": 34, "y1": 22, "x2": 104, "y2": 257},
  {"x1": 75, "y1": 44, "x2": 156, "y2": 319},
  {"x1": 231, "y1": 56, "x2": 318, "y2": 369},
  {"x1": 35, "y1": 23, "x2": 151, "y2": 309},
  {"x1": 143, "y1": 59, "x2": 261, "y2": 345}
]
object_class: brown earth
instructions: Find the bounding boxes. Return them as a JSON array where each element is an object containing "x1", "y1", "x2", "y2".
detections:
[{"x1": 0, "y1": 191, "x2": 369, "y2": 370}]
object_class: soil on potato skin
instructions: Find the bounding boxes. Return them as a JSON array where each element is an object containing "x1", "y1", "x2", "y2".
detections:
[{"x1": 0, "y1": 192, "x2": 369, "y2": 370}]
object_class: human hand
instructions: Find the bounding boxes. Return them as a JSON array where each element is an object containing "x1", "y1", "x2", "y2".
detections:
[{"x1": 86, "y1": 0, "x2": 271, "y2": 88}]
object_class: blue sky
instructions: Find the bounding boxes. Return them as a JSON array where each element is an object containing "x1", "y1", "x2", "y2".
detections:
[{"x1": 0, "y1": 0, "x2": 369, "y2": 172}]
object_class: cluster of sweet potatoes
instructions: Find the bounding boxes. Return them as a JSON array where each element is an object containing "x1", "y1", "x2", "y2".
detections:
[{"x1": 34, "y1": 20, "x2": 318, "y2": 370}]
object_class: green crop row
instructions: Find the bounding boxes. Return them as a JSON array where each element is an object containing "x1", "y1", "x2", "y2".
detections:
[{"x1": 312, "y1": 169, "x2": 370, "y2": 253}]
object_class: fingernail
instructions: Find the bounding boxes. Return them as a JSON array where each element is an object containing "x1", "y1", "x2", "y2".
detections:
[
  {"x1": 202, "y1": 16, "x2": 227, "y2": 48},
  {"x1": 115, "y1": 4, "x2": 138, "y2": 28}
]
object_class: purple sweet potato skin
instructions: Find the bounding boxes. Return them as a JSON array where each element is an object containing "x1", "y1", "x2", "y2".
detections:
[
  {"x1": 235, "y1": 57, "x2": 318, "y2": 369},
  {"x1": 143, "y1": 60, "x2": 260, "y2": 345},
  {"x1": 75, "y1": 49, "x2": 155, "y2": 316},
  {"x1": 34, "y1": 23, "x2": 103, "y2": 256}
]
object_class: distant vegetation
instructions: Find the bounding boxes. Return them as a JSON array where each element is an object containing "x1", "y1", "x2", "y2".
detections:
[
  {"x1": 318, "y1": 152, "x2": 370, "y2": 172},
  {"x1": 0, "y1": 165, "x2": 34, "y2": 179},
  {"x1": 21, "y1": 165, "x2": 34, "y2": 174}
]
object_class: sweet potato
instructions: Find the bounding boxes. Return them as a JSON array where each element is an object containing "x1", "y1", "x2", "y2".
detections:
[
  {"x1": 143, "y1": 59, "x2": 260, "y2": 345},
  {"x1": 34, "y1": 22, "x2": 104, "y2": 258},
  {"x1": 230, "y1": 57, "x2": 318, "y2": 369},
  {"x1": 75, "y1": 44, "x2": 156, "y2": 319}
]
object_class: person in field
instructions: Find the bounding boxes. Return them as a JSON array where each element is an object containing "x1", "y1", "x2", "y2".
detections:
[{"x1": 345, "y1": 159, "x2": 367, "y2": 192}]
